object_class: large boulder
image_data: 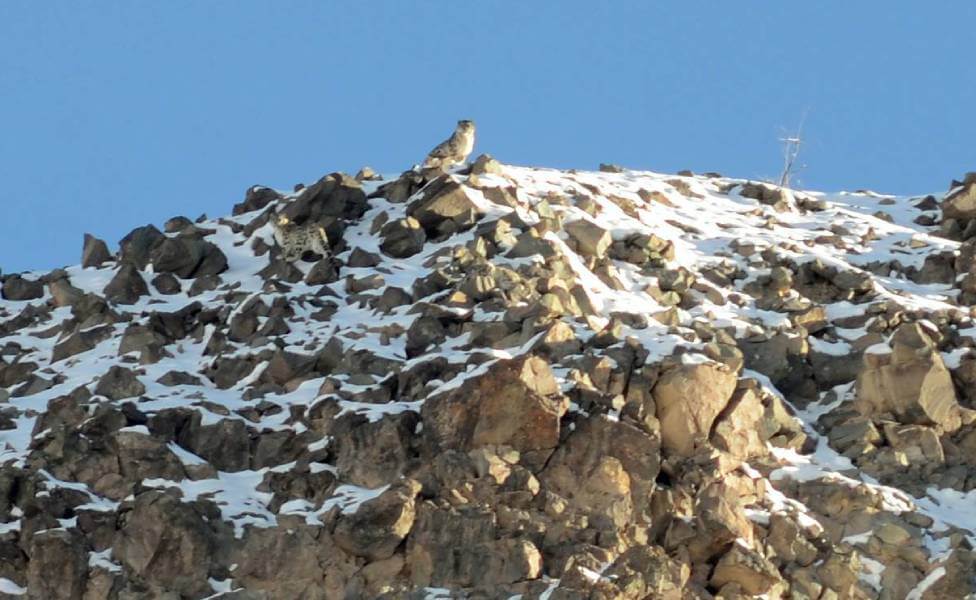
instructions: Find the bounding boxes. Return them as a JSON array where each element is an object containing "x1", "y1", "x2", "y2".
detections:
[
  {"x1": 407, "y1": 177, "x2": 482, "y2": 237},
  {"x1": 26, "y1": 529, "x2": 88, "y2": 600},
  {"x1": 149, "y1": 236, "x2": 228, "y2": 279},
  {"x1": 233, "y1": 185, "x2": 282, "y2": 215},
  {"x1": 1, "y1": 275, "x2": 44, "y2": 301},
  {"x1": 103, "y1": 264, "x2": 149, "y2": 305},
  {"x1": 855, "y1": 323, "x2": 962, "y2": 432},
  {"x1": 541, "y1": 416, "x2": 660, "y2": 526},
  {"x1": 94, "y1": 366, "x2": 146, "y2": 400},
  {"x1": 282, "y1": 172, "x2": 368, "y2": 221},
  {"x1": 81, "y1": 233, "x2": 113, "y2": 268},
  {"x1": 118, "y1": 225, "x2": 164, "y2": 269},
  {"x1": 379, "y1": 217, "x2": 426, "y2": 258},
  {"x1": 421, "y1": 356, "x2": 568, "y2": 456},
  {"x1": 333, "y1": 479, "x2": 421, "y2": 561},
  {"x1": 652, "y1": 360, "x2": 738, "y2": 457},
  {"x1": 114, "y1": 490, "x2": 215, "y2": 597},
  {"x1": 564, "y1": 218, "x2": 612, "y2": 258},
  {"x1": 942, "y1": 177, "x2": 976, "y2": 220}
]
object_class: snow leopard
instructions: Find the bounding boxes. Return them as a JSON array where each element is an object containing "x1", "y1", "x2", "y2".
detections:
[
  {"x1": 423, "y1": 120, "x2": 476, "y2": 168},
  {"x1": 270, "y1": 214, "x2": 330, "y2": 261}
]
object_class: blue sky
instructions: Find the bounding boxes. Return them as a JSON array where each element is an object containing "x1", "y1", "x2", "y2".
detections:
[{"x1": 2, "y1": 3, "x2": 975, "y2": 273}]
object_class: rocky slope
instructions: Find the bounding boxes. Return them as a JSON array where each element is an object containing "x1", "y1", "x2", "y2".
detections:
[{"x1": 3, "y1": 157, "x2": 976, "y2": 599}]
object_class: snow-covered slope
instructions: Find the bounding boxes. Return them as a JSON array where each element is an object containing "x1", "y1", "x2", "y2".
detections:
[{"x1": 2, "y1": 158, "x2": 976, "y2": 598}]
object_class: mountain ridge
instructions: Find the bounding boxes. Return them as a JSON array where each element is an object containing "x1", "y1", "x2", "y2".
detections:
[{"x1": 2, "y1": 156, "x2": 976, "y2": 598}]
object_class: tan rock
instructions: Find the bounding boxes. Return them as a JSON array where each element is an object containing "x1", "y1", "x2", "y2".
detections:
[
  {"x1": 711, "y1": 387, "x2": 766, "y2": 460},
  {"x1": 942, "y1": 180, "x2": 976, "y2": 220},
  {"x1": 710, "y1": 543, "x2": 783, "y2": 595},
  {"x1": 565, "y1": 218, "x2": 612, "y2": 258},
  {"x1": 653, "y1": 361, "x2": 738, "y2": 456},
  {"x1": 421, "y1": 355, "x2": 568, "y2": 453},
  {"x1": 333, "y1": 479, "x2": 422, "y2": 561},
  {"x1": 855, "y1": 323, "x2": 962, "y2": 432}
]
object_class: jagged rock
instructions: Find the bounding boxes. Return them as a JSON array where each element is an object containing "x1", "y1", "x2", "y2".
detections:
[
  {"x1": 51, "y1": 324, "x2": 114, "y2": 362},
  {"x1": 653, "y1": 361, "x2": 738, "y2": 457},
  {"x1": 564, "y1": 218, "x2": 612, "y2": 258},
  {"x1": 26, "y1": 529, "x2": 88, "y2": 600},
  {"x1": 175, "y1": 416, "x2": 251, "y2": 471},
  {"x1": 306, "y1": 257, "x2": 341, "y2": 285},
  {"x1": 942, "y1": 179, "x2": 976, "y2": 220},
  {"x1": 118, "y1": 224, "x2": 164, "y2": 269},
  {"x1": 81, "y1": 233, "x2": 113, "y2": 268},
  {"x1": 156, "y1": 370, "x2": 203, "y2": 386},
  {"x1": 711, "y1": 544, "x2": 783, "y2": 595},
  {"x1": 233, "y1": 185, "x2": 282, "y2": 215},
  {"x1": 541, "y1": 416, "x2": 660, "y2": 525},
  {"x1": 856, "y1": 323, "x2": 962, "y2": 432},
  {"x1": 421, "y1": 356, "x2": 568, "y2": 456},
  {"x1": 115, "y1": 490, "x2": 216, "y2": 597},
  {"x1": 370, "y1": 169, "x2": 425, "y2": 203},
  {"x1": 469, "y1": 153, "x2": 503, "y2": 175},
  {"x1": 150, "y1": 236, "x2": 228, "y2": 279},
  {"x1": 405, "y1": 502, "x2": 540, "y2": 589},
  {"x1": 282, "y1": 172, "x2": 368, "y2": 221},
  {"x1": 1, "y1": 275, "x2": 43, "y2": 301},
  {"x1": 151, "y1": 272, "x2": 181, "y2": 294},
  {"x1": 46, "y1": 272, "x2": 83, "y2": 308},
  {"x1": 711, "y1": 387, "x2": 767, "y2": 459},
  {"x1": 94, "y1": 366, "x2": 145, "y2": 400},
  {"x1": 334, "y1": 412, "x2": 418, "y2": 488},
  {"x1": 113, "y1": 428, "x2": 187, "y2": 483},
  {"x1": 333, "y1": 479, "x2": 421, "y2": 561},
  {"x1": 380, "y1": 217, "x2": 427, "y2": 258},
  {"x1": 407, "y1": 177, "x2": 482, "y2": 237},
  {"x1": 103, "y1": 264, "x2": 149, "y2": 304},
  {"x1": 187, "y1": 273, "x2": 221, "y2": 296}
]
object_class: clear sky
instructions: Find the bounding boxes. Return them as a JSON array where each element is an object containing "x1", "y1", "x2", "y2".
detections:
[{"x1": 2, "y1": 2, "x2": 975, "y2": 273}]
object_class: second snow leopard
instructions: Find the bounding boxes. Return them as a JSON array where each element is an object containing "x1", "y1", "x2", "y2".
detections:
[{"x1": 270, "y1": 213, "x2": 331, "y2": 262}]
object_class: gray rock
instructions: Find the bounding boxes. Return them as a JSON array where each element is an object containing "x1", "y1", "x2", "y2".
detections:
[
  {"x1": 81, "y1": 233, "x2": 113, "y2": 268},
  {"x1": 103, "y1": 264, "x2": 149, "y2": 305},
  {"x1": 94, "y1": 366, "x2": 146, "y2": 400},
  {"x1": 115, "y1": 490, "x2": 215, "y2": 598},
  {"x1": 1, "y1": 275, "x2": 43, "y2": 301},
  {"x1": 118, "y1": 224, "x2": 164, "y2": 269},
  {"x1": 380, "y1": 217, "x2": 426, "y2": 258}
]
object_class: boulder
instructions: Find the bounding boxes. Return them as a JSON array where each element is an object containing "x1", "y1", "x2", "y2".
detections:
[
  {"x1": 81, "y1": 233, "x2": 113, "y2": 268},
  {"x1": 115, "y1": 490, "x2": 215, "y2": 597},
  {"x1": 943, "y1": 180, "x2": 976, "y2": 220},
  {"x1": 233, "y1": 185, "x2": 282, "y2": 215},
  {"x1": 855, "y1": 323, "x2": 962, "y2": 432},
  {"x1": 103, "y1": 264, "x2": 149, "y2": 305},
  {"x1": 710, "y1": 544, "x2": 783, "y2": 595},
  {"x1": 333, "y1": 412, "x2": 418, "y2": 488},
  {"x1": 407, "y1": 177, "x2": 482, "y2": 237},
  {"x1": 564, "y1": 218, "x2": 612, "y2": 258},
  {"x1": 94, "y1": 366, "x2": 146, "y2": 400},
  {"x1": 652, "y1": 361, "x2": 738, "y2": 457},
  {"x1": 1, "y1": 275, "x2": 43, "y2": 301},
  {"x1": 282, "y1": 172, "x2": 368, "y2": 221},
  {"x1": 150, "y1": 237, "x2": 228, "y2": 279},
  {"x1": 421, "y1": 355, "x2": 568, "y2": 455},
  {"x1": 118, "y1": 224, "x2": 164, "y2": 269},
  {"x1": 26, "y1": 529, "x2": 88, "y2": 600},
  {"x1": 333, "y1": 479, "x2": 421, "y2": 561},
  {"x1": 541, "y1": 416, "x2": 660, "y2": 526},
  {"x1": 46, "y1": 273, "x2": 84, "y2": 308},
  {"x1": 380, "y1": 217, "x2": 427, "y2": 258}
]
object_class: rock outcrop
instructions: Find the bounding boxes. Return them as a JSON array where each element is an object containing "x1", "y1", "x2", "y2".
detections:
[{"x1": 1, "y1": 159, "x2": 975, "y2": 598}]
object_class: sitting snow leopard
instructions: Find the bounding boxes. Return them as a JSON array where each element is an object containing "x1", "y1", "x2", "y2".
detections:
[{"x1": 270, "y1": 213, "x2": 331, "y2": 261}]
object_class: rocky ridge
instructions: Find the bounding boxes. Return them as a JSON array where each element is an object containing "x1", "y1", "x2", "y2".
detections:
[{"x1": 2, "y1": 159, "x2": 976, "y2": 598}]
